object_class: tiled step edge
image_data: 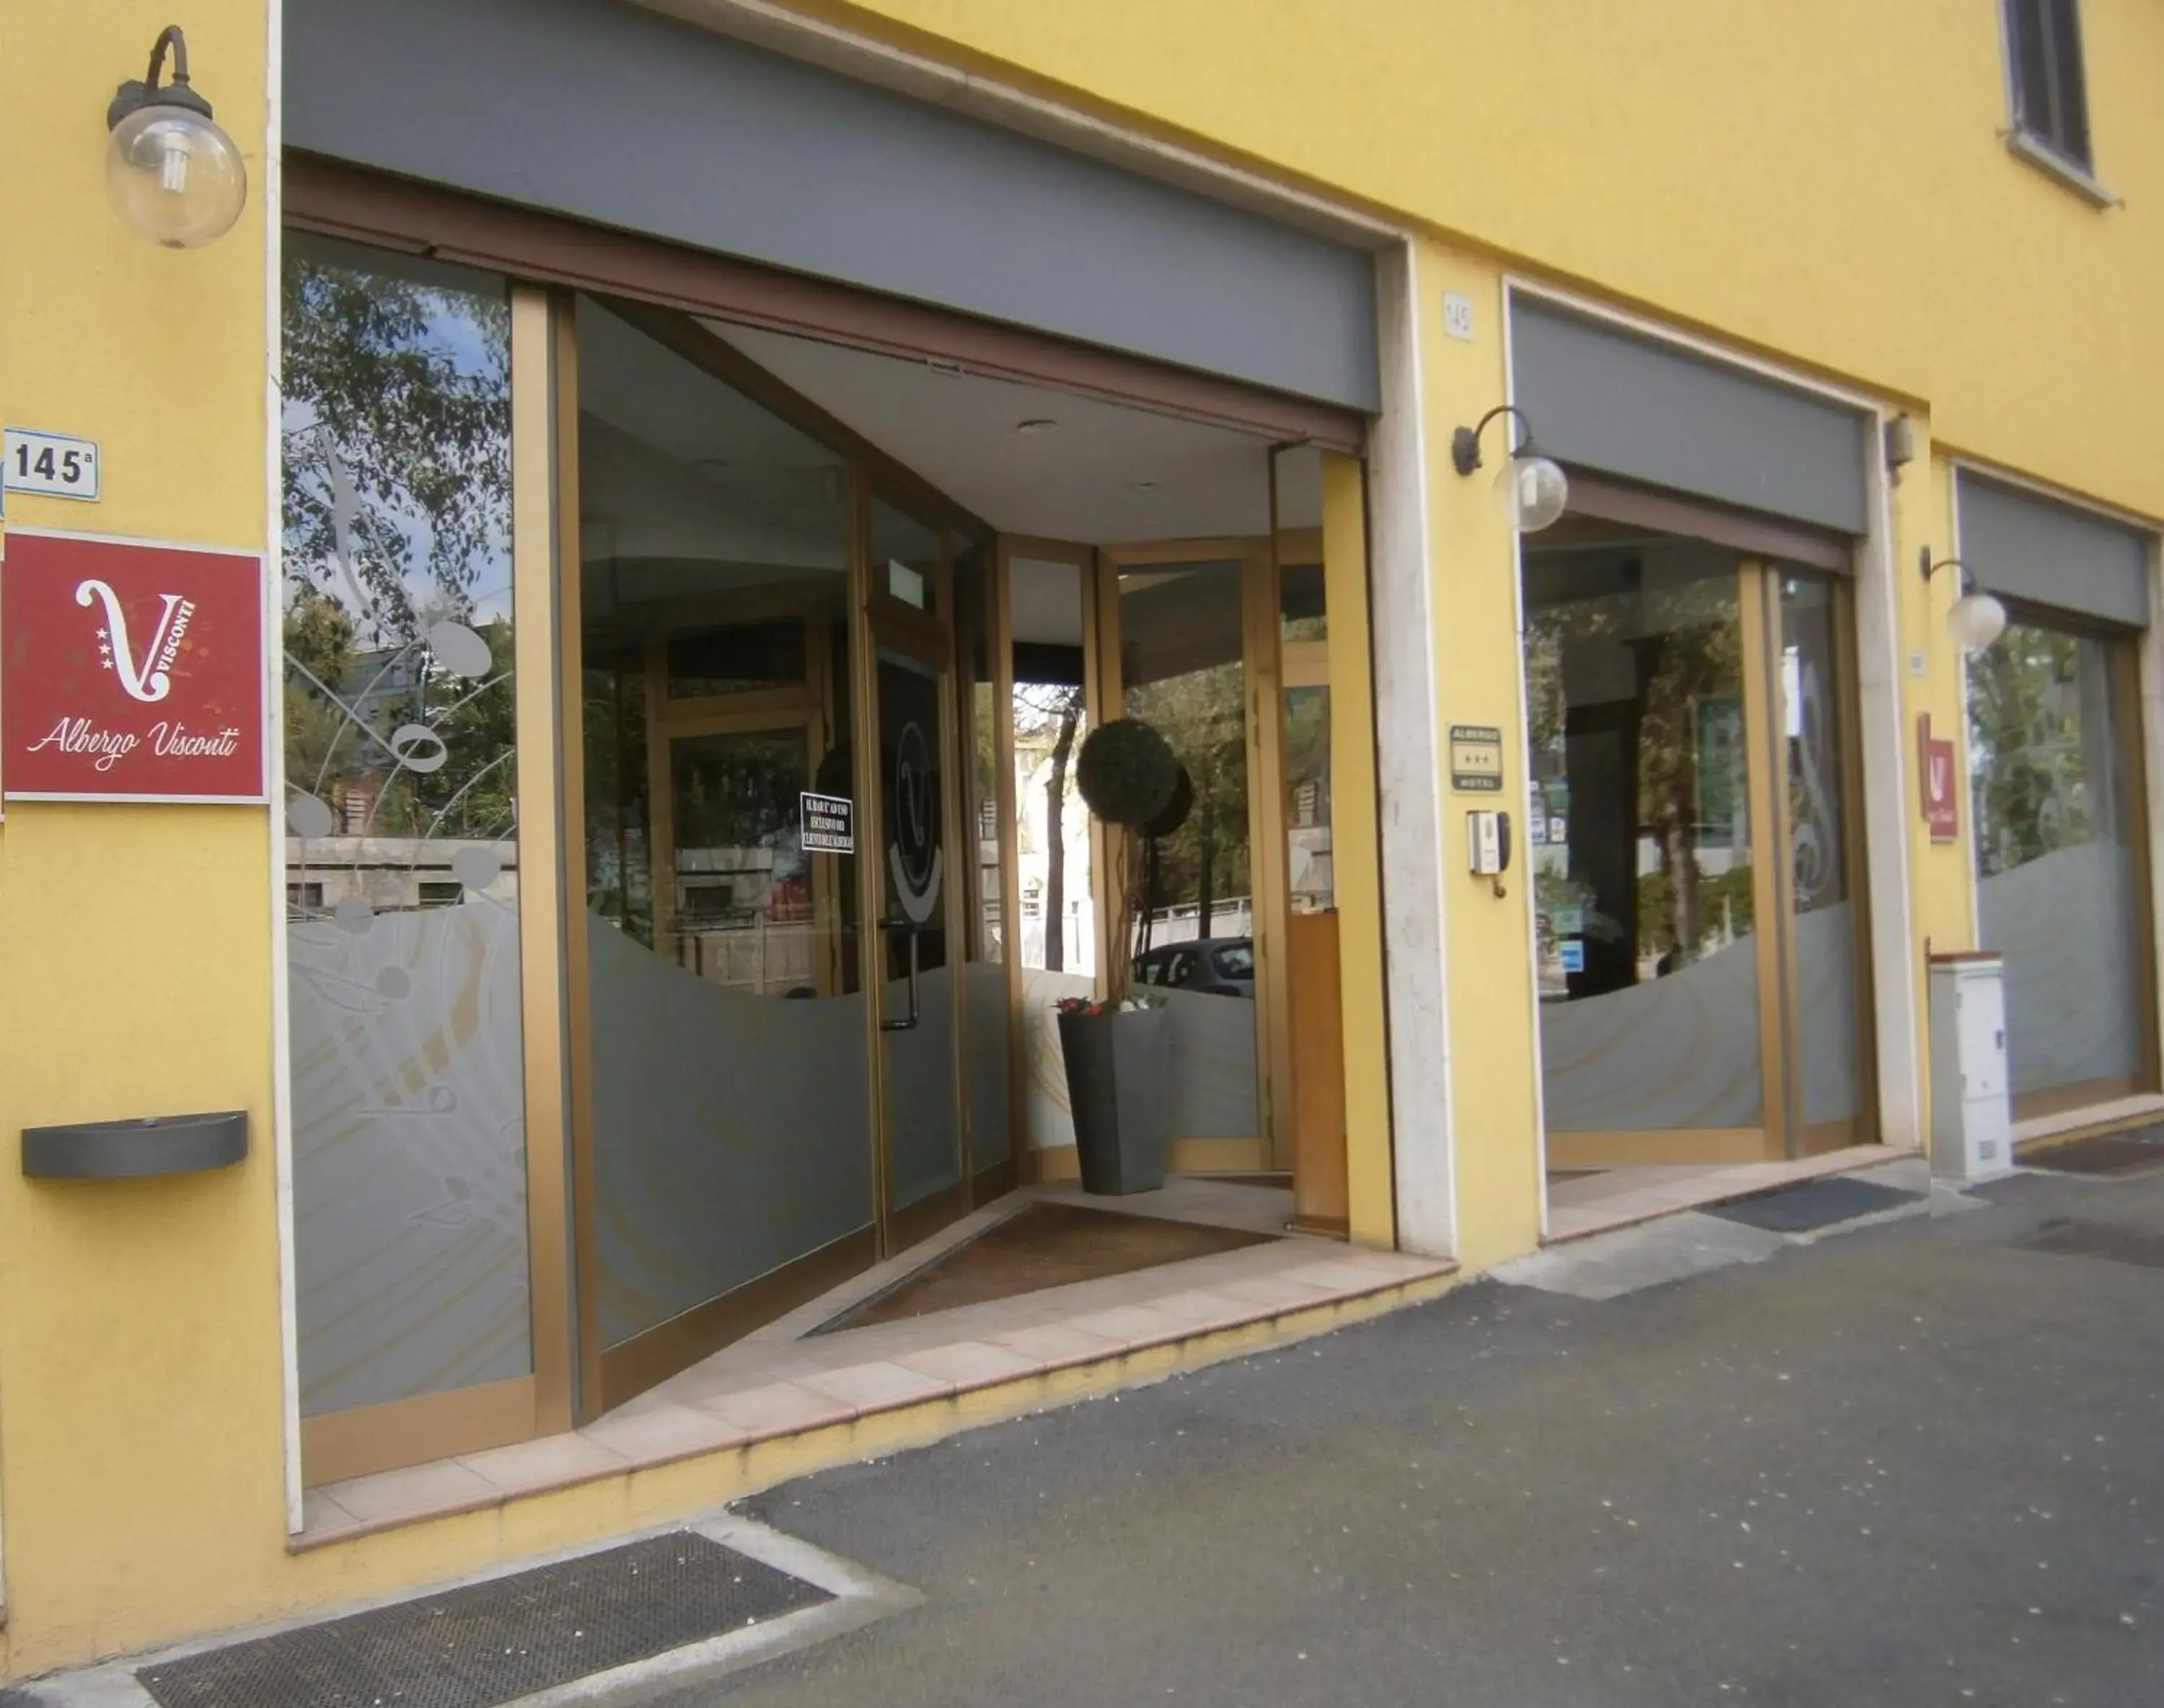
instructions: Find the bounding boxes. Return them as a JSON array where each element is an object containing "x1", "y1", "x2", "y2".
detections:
[
  {"x1": 293, "y1": 1254, "x2": 1459, "y2": 1552},
  {"x1": 1541, "y1": 1146, "x2": 1924, "y2": 1247}
]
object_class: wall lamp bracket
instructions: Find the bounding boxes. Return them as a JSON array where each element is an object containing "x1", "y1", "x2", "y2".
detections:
[
  {"x1": 107, "y1": 25, "x2": 214, "y2": 129},
  {"x1": 1451, "y1": 405, "x2": 1533, "y2": 476}
]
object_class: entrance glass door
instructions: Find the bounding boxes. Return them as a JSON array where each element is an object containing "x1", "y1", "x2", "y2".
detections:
[
  {"x1": 1109, "y1": 548, "x2": 1270, "y2": 1157},
  {"x1": 1523, "y1": 527, "x2": 1872, "y2": 1165},
  {"x1": 571, "y1": 296, "x2": 877, "y2": 1410},
  {"x1": 867, "y1": 499, "x2": 969, "y2": 1244},
  {"x1": 1969, "y1": 611, "x2": 2155, "y2": 1118}
]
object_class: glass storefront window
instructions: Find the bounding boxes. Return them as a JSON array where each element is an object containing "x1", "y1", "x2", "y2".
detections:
[
  {"x1": 1523, "y1": 540, "x2": 1766, "y2": 1135},
  {"x1": 1120, "y1": 555, "x2": 1260, "y2": 1136},
  {"x1": 1122, "y1": 560, "x2": 1253, "y2": 951},
  {"x1": 281, "y1": 236, "x2": 532, "y2": 1417},
  {"x1": 1969, "y1": 613, "x2": 2148, "y2": 1109}
]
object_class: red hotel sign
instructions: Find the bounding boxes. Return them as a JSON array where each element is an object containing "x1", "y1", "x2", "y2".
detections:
[
  {"x1": 1918, "y1": 712, "x2": 1959, "y2": 842},
  {"x1": 3, "y1": 529, "x2": 265, "y2": 803}
]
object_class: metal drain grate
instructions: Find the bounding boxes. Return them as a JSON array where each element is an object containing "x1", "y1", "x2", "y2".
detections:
[
  {"x1": 2020, "y1": 1218, "x2": 2164, "y2": 1270},
  {"x1": 1703, "y1": 1176, "x2": 1922, "y2": 1233},
  {"x1": 136, "y1": 1531, "x2": 830, "y2": 1708}
]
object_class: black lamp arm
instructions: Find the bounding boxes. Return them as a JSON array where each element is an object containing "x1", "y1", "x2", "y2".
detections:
[
  {"x1": 147, "y1": 25, "x2": 191, "y2": 89},
  {"x1": 109, "y1": 25, "x2": 214, "y2": 128},
  {"x1": 1451, "y1": 404, "x2": 1534, "y2": 476}
]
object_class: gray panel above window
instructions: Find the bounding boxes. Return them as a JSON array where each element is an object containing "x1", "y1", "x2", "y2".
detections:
[
  {"x1": 1510, "y1": 299, "x2": 1870, "y2": 535},
  {"x1": 1958, "y1": 472, "x2": 2152, "y2": 630},
  {"x1": 283, "y1": 0, "x2": 1379, "y2": 412}
]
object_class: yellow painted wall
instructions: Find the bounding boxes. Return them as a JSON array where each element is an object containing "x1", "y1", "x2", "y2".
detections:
[
  {"x1": 0, "y1": 0, "x2": 286, "y2": 1676},
  {"x1": 1415, "y1": 242, "x2": 1547, "y2": 1267}
]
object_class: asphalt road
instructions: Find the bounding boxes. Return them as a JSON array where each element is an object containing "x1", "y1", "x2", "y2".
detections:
[{"x1": 674, "y1": 1169, "x2": 2164, "y2": 1707}]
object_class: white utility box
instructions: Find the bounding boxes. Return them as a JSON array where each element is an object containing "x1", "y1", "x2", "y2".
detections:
[{"x1": 1928, "y1": 952, "x2": 2015, "y2": 1184}]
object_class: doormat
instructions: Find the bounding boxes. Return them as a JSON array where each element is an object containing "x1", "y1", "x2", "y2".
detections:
[
  {"x1": 2019, "y1": 1218, "x2": 2164, "y2": 1269},
  {"x1": 813, "y1": 1201, "x2": 1280, "y2": 1334},
  {"x1": 2020, "y1": 1124, "x2": 2164, "y2": 1179},
  {"x1": 136, "y1": 1532, "x2": 829, "y2": 1708},
  {"x1": 1195, "y1": 1171, "x2": 1294, "y2": 1189},
  {"x1": 1704, "y1": 1175, "x2": 1922, "y2": 1233}
]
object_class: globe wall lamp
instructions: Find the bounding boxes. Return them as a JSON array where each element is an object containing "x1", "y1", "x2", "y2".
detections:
[
  {"x1": 1451, "y1": 405, "x2": 1569, "y2": 533},
  {"x1": 106, "y1": 25, "x2": 248, "y2": 248},
  {"x1": 1922, "y1": 552, "x2": 2009, "y2": 651}
]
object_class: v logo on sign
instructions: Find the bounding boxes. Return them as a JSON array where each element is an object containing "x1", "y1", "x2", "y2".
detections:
[{"x1": 76, "y1": 578, "x2": 195, "y2": 705}]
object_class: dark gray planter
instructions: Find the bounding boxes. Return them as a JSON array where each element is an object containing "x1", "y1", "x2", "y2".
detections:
[{"x1": 1057, "y1": 1005, "x2": 1172, "y2": 1195}]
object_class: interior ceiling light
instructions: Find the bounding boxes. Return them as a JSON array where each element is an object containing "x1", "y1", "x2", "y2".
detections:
[
  {"x1": 1921, "y1": 553, "x2": 2009, "y2": 651},
  {"x1": 1016, "y1": 419, "x2": 1060, "y2": 436},
  {"x1": 106, "y1": 25, "x2": 248, "y2": 248},
  {"x1": 1450, "y1": 405, "x2": 1567, "y2": 533}
]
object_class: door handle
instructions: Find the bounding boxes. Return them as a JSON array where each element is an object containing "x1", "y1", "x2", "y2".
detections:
[{"x1": 880, "y1": 920, "x2": 923, "y2": 1032}]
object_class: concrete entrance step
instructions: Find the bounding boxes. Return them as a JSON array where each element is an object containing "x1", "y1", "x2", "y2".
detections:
[{"x1": 298, "y1": 1233, "x2": 1456, "y2": 1549}]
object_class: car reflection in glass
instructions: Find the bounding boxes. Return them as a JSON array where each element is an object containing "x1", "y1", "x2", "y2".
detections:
[{"x1": 1132, "y1": 936, "x2": 1255, "y2": 998}]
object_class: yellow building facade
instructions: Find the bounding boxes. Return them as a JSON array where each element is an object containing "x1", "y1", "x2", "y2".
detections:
[{"x1": 0, "y1": 0, "x2": 2157, "y2": 1678}]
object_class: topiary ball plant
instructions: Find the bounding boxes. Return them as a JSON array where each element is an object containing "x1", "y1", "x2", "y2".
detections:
[
  {"x1": 1075, "y1": 718, "x2": 1178, "y2": 1004},
  {"x1": 1075, "y1": 718, "x2": 1177, "y2": 828}
]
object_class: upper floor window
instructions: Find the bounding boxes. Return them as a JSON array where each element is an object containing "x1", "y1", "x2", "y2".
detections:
[{"x1": 2004, "y1": 0, "x2": 2091, "y2": 171}]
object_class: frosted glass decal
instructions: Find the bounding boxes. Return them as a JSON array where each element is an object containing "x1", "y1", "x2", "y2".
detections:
[
  {"x1": 291, "y1": 904, "x2": 532, "y2": 1412},
  {"x1": 1162, "y1": 988, "x2": 1262, "y2": 1137},
  {"x1": 589, "y1": 920, "x2": 873, "y2": 1346},
  {"x1": 1539, "y1": 936, "x2": 1764, "y2": 1131},
  {"x1": 281, "y1": 239, "x2": 532, "y2": 1414},
  {"x1": 1981, "y1": 843, "x2": 2142, "y2": 1096},
  {"x1": 888, "y1": 965, "x2": 962, "y2": 1208},
  {"x1": 1797, "y1": 902, "x2": 1862, "y2": 1125}
]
